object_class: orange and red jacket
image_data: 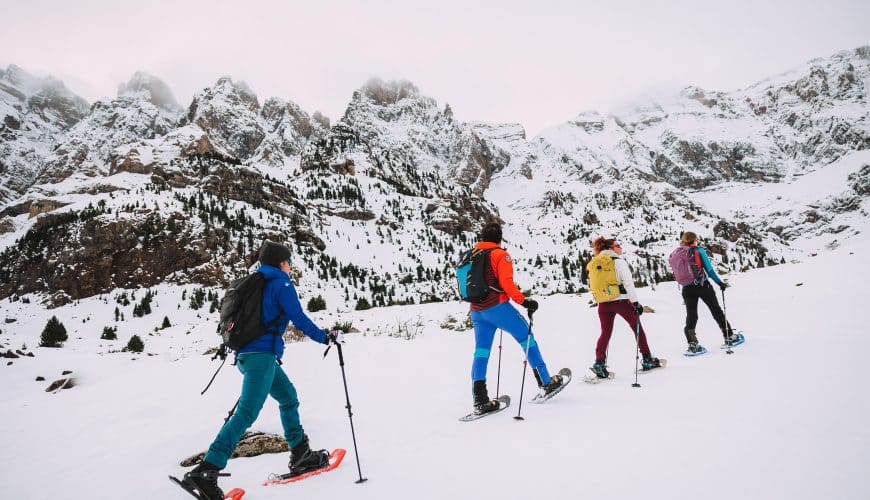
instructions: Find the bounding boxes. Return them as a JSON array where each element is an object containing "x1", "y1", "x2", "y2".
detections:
[{"x1": 470, "y1": 241, "x2": 526, "y2": 311}]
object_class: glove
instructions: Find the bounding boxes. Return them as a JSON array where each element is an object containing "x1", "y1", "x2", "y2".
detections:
[
  {"x1": 633, "y1": 302, "x2": 644, "y2": 316},
  {"x1": 718, "y1": 281, "x2": 729, "y2": 291},
  {"x1": 522, "y1": 299, "x2": 539, "y2": 313},
  {"x1": 327, "y1": 330, "x2": 346, "y2": 345}
]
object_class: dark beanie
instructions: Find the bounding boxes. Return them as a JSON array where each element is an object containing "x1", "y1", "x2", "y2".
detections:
[
  {"x1": 259, "y1": 240, "x2": 291, "y2": 267},
  {"x1": 480, "y1": 222, "x2": 502, "y2": 244}
]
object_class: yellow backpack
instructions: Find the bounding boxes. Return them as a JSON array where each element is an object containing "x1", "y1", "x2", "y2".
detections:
[{"x1": 586, "y1": 254, "x2": 622, "y2": 303}]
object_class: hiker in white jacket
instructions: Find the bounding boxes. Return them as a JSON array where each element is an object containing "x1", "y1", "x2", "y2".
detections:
[{"x1": 587, "y1": 236, "x2": 663, "y2": 379}]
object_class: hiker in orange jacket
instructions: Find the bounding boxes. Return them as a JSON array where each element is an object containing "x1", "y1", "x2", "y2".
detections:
[{"x1": 467, "y1": 222, "x2": 563, "y2": 414}]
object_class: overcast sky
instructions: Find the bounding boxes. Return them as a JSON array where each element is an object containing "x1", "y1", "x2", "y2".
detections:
[{"x1": 2, "y1": 0, "x2": 868, "y2": 136}]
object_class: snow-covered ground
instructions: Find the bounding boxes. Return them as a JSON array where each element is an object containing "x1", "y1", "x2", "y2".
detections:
[{"x1": 1, "y1": 239, "x2": 869, "y2": 500}]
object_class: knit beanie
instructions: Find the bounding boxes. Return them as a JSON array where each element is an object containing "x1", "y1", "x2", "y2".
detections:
[
  {"x1": 259, "y1": 240, "x2": 291, "y2": 267},
  {"x1": 480, "y1": 222, "x2": 502, "y2": 244}
]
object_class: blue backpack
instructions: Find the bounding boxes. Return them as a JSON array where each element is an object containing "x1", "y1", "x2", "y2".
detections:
[{"x1": 456, "y1": 248, "x2": 498, "y2": 303}]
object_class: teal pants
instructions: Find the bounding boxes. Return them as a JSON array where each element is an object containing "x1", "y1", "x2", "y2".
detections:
[{"x1": 204, "y1": 353, "x2": 304, "y2": 469}]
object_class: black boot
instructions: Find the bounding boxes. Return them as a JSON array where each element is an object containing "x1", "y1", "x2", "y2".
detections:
[
  {"x1": 684, "y1": 328, "x2": 699, "y2": 346},
  {"x1": 288, "y1": 434, "x2": 329, "y2": 476},
  {"x1": 472, "y1": 380, "x2": 499, "y2": 414},
  {"x1": 182, "y1": 461, "x2": 225, "y2": 500},
  {"x1": 591, "y1": 359, "x2": 609, "y2": 379},
  {"x1": 542, "y1": 374, "x2": 564, "y2": 395},
  {"x1": 533, "y1": 368, "x2": 544, "y2": 388},
  {"x1": 642, "y1": 355, "x2": 662, "y2": 371}
]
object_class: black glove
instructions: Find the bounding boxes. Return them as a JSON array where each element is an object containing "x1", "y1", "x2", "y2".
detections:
[
  {"x1": 522, "y1": 299, "x2": 539, "y2": 313},
  {"x1": 633, "y1": 302, "x2": 644, "y2": 316},
  {"x1": 327, "y1": 330, "x2": 346, "y2": 345},
  {"x1": 718, "y1": 281, "x2": 729, "y2": 292}
]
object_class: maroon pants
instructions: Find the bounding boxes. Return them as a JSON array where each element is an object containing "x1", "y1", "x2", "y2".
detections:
[{"x1": 596, "y1": 299, "x2": 651, "y2": 361}]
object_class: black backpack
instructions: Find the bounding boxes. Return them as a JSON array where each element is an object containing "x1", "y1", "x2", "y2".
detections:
[
  {"x1": 455, "y1": 248, "x2": 500, "y2": 303},
  {"x1": 218, "y1": 272, "x2": 267, "y2": 350}
]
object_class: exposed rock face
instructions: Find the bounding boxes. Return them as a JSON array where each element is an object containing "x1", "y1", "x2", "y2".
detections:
[
  {"x1": 0, "y1": 65, "x2": 90, "y2": 201},
  {"x1": 188, "y1": 77, "x2": 265, "y2": 161},
  {"x1": 0, "y1": 210, "x2": 228, "y2": 306}
]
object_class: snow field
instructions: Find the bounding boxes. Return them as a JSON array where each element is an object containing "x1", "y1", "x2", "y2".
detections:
[{"x1": 0, "y1": 241, "x2": 868, "y2": 499}]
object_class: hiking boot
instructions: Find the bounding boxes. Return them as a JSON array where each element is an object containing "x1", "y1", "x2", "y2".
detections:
[
  {"x1": 182, "y1": 461, "x2": 225, "y2": 500},
  {"x1": 684, "y1": 328, "x2": 699, "y2": 346},
  {"x1": 724, "y1": 329, "x2": 740, "y2": 344},
  {"x1": 687, "y1": 341, "x2": 705, "y2": 354},
  {"x1": 472, "y1": 379, "x2": 500, "y2": 414},
  {"x1": 474, "y1": 399, "x2": 501, "y2": 414},
  {"x1": 591, "y1": 360, "x2": 609, "y2": 379},
  {"x1": 543, "y1": 374, "x2": 564, "y2": 395},
  {"x1": 641, "y1": 356, "x2": 663, "y2": 371},
  {"x1": 288, "y1": 435, "x2": 329, "y2": 476}
]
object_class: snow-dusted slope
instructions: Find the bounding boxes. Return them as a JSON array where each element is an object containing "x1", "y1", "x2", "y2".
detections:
[{"x1": 0, "y1": 240, "x2": 867, "y2": 500}]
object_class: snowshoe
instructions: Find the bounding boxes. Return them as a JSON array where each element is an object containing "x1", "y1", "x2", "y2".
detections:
[
  {"x1": 459, "y1": 395, "x2": 511, "y2": 421},
  {"x1": 684, "y1": 342, "x2": 707, "y2": 357},
  {"x1": 583, "y1": 361, "x2": 615, "y2": 384},
  {"x1": 532, "y1": 368, "x2": 572, "y2": 403},
  {"x1": 721, "y1": 331, "x2": 745, "y2": 349}
]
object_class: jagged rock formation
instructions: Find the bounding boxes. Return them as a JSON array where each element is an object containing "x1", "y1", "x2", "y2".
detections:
[{"x1": 0, "y1": 65, "x2": 90, "y2": 202}]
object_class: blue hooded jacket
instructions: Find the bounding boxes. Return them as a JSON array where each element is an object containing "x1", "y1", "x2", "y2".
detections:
[
  {"x1": 237, "y1": 264, "x2": 328, "y2": 359},
  {"x1": 695, "y1": 247, "x2": 724, "y2": 286}
]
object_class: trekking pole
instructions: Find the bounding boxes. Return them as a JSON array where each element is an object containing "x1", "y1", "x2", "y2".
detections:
[
  {"x1": 514, "y1": 312, "x2": 534, "y2": 421},
  {"x1": 632, "y1": 318, "x2": 641, "y2": 388},
  {"x1": 495, "y1": 330, "x2": 504, "y2": 398},
  {"x1": 325, "y1": 341, "x2": 367, "y2": 484},
  {"x1": 722, "y1": 289, "x2": 733, "y2": 355}
]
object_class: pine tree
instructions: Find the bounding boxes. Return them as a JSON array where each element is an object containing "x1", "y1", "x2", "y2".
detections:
[
  {"x1": 39, "y1": 316, "x2": 68, "y2": 348},
  {"x1": 101, "y1": 326, "x2": 118, "y2": 340},
  {"x1": 355, "y1": 298, "x2": 371, "y2": 311},
  {"x1": 125, "y1": 335, "x2": 145, "y2": 353},
  {"x1": 307, "y1": 295, "x2": 327, "y2": 312},
  {"x1": 161, "y1": 316, "x2": 171, "y2": 329}
]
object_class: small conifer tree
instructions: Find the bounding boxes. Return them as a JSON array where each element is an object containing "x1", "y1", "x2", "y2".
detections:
[
  {"x1": 161, "y1": 316, "x2": 171, "y2": 329},
  {"x1": 307, "y1": 295, "x2": 327, "y2": 312},
  {"x1": 101, "y1": 326, "x2": 118, "y2": 340},
  {"x1": 39, "y1": 316, "x2": 68, "y2": 348},
  {"x1": 125, "y1": 335, "x2": 145, "y2": 353}
]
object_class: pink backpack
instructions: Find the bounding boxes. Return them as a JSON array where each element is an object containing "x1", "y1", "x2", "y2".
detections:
[{"x1": 669, "y1": 245, "x2": 705, "y2": 285}]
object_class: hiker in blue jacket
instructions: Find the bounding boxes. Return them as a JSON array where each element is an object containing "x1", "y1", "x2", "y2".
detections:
[{"x1": 183, "y1": 240, "x2": 339, "y2": 500}]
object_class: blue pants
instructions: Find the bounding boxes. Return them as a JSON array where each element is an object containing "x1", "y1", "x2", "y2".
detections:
[
  {"x1": 470, "y1": 302, "x2": 551, "y2": 383},
  {"x1": 204, "y1": 353, "x2": 304, "y2": 469}
]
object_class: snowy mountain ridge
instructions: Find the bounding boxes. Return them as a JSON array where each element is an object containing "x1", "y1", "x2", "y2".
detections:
[{"x1": 0, "y1": 47, "x2": 868, "y2": 313}]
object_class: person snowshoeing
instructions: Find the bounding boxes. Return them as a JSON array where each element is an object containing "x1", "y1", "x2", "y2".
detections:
[
  {"x1": 668, "y1": 231, "x2": 740, "y2": 355},
  {"x1": 586, "y1": 236, "x2": 663, "y2": 379},
  {"x1": 181, "y1": 241, "x2": 337, "y2": 500},
  {"x1": 466, "y1": 222, "x2": 563, "y2": 414}
]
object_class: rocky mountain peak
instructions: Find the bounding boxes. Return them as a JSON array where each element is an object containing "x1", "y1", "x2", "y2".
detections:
[
  {"x1": 359, "y1": 78, "x2": 423, "y2": 106},
  {"x1": 187, "y1": 77, "x2": 267, "y2": 161},
  {"x1": 118, "y1": 71, "x2": 181, "y2": 112},
  {"x1": 0, "y1": 65, "x2": 90, "y2": 201}
]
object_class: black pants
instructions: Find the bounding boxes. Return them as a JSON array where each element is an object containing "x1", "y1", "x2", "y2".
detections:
[{"x1": 682, "y1": 282, "x2": 731, "y2": 339}]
